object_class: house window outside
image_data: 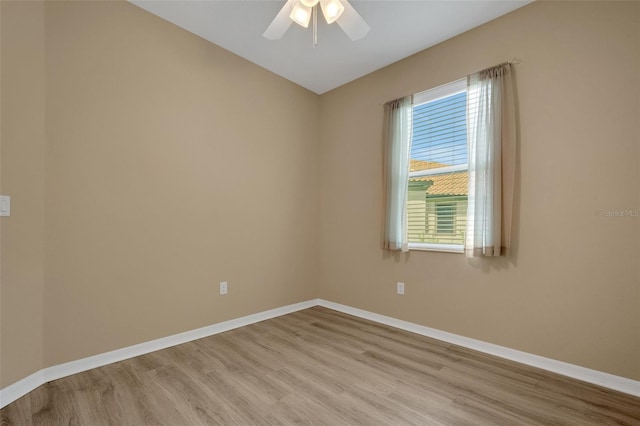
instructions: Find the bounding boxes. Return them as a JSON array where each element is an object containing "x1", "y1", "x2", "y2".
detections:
[
  {"x1": 407, "y1": 79, "x2": 468, "y2": 252},
  {"x1": 436, "y1": 203, "x2": 456, "y2": 234}
]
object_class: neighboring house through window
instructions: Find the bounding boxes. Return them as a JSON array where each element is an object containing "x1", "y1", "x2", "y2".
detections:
[
  {"x1": 436, "y1": 203, "x2": 456, "y2": 234},
  {"x1": 407, "y1": 79, "x2": 468, "y2": 252}
]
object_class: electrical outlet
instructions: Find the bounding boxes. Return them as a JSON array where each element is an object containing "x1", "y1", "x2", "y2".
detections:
[
  {"x1": 397, "y1": 282, "x2": 405, "y2": 295},
  {"x1": 0, "y1": 196, "x2": 10, "y2": 217},
  {"x1": 220, "y1": 281, "x2": 228, "y2": 295}
]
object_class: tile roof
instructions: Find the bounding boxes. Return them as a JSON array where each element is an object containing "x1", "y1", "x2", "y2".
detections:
[
  {"x1": 409, "y1": 159, "x2": 447, "y2": 172},
  {"x1": 409, "y1": 159, "x2": 468, "y2": 196}
]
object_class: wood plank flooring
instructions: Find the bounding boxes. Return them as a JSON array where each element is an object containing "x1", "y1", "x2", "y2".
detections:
[{"x1": 2, "y1": 307, "x2": 639, "y2": 425}]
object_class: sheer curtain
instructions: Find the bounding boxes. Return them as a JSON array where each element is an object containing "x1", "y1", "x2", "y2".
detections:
[
  {"x1": 383, "y1": 96, "x2": 412, "y2": 251},
  {"x1": 465, "y1": 63, "x2": 516, "y2": 257}
]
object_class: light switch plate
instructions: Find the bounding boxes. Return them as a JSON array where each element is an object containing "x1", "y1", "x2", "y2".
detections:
[{"x1": 0, "y1": 196, "x2": 10, "y2": 217}]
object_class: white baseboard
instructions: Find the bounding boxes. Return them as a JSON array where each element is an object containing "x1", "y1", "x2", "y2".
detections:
[
  {"x1": 0, "y1": 370, "x2": 46, "y2": 409},
  {"x1": 316, "y1": 299, "x2": 640, "y2": 397},
  {"x1": 0, "y1": 299, "x2": 319, "y2": 408},
  {"x1": 2, "y1": 297, "x2": 638, "y2": 408}
]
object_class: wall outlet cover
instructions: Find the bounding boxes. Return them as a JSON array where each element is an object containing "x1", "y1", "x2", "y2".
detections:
[{"x1": 0, "y1": 195, "x2": 10, "y2": 217}]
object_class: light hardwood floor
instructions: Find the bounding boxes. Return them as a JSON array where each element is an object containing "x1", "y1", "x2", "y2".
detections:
[{"x1": 2, "y1": 307, "x2": 639, "y2": 425}]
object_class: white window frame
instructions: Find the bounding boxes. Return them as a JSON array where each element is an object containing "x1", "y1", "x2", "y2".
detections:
[{"x1": 408, "y1": 79, "x2": 468, "y2": 253}]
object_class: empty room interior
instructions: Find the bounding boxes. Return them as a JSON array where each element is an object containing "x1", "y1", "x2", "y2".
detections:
[{"x1": 1, "y1": 0, "x2": 639, "y2": 424}]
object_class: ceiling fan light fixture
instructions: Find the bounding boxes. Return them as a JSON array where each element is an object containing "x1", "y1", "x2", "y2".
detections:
[
  {"x1": 265, "y1": 0, "x2": 368, "y2": 43},
  {"x1": 320, "y1": 0, "x2": 344, "y2": 24},
  {"x1": 290, "y1": 2, "x2": 312, "y2": 28}
]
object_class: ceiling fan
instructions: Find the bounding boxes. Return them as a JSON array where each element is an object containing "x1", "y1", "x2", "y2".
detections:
[{"x1": 263, "y1": 0, "x2": 370, "y2": 44}]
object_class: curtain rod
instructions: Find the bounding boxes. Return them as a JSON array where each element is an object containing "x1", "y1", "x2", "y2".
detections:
[
  {"x1": 471, "y1": 57, "x2": 521, "y2": 77},
  {"x1": 382, "y1": 58, "x2": 522, "y2": 106},
  {"x1": 472, "y1": 57, "x2": 522, "y2": 74}
]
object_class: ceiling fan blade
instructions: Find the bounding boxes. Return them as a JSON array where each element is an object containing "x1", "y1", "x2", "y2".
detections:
[
  {"x1": 263, "y1": 0, "x2": 297, "y2": 40},
  {"x1": 336, "y1": 0, "x2": 370, "y2": 41}
]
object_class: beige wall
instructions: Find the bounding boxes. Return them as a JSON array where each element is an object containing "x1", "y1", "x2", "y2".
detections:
[
  {"x1": 1, "y1": 0, "x2": 319, "y2": 386},
  {"x1": 318, "y1": 0, "x2": 640, "y2": 380},
  {"x1": 42, "y1": 0, "x2": 320, "y2": 368},
  {"x1": 0, "y1": 1, "x2": 46, "y2": 388},
  {"x1": 1, "y1": 0, "x2": 639, "y2": 390}
]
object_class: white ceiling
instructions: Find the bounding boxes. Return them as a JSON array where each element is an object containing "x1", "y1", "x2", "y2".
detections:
[{"x1": 130, "y1": 0, "x2": 532, "y2": 94}]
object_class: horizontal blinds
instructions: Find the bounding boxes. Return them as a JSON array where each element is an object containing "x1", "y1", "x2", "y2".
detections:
[
  {"x1": 408, "y1": 79, "x2": 469, "y2": 246},
  {"x1": 411, "y1": 93, "x2": 467, "y2": 172}
]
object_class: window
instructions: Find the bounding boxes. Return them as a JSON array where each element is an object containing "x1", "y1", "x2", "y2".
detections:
[
  {"x1": 407, "y1": 79, "x2": 468, "y2": 252},
  {"x1": 384, "y1": 63, "x2": 515, "y2": 256}
]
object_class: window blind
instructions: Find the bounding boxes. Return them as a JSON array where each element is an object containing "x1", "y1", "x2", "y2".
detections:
[{"x1": 407, "y1": 79, "x2": 469, "y2": 249}]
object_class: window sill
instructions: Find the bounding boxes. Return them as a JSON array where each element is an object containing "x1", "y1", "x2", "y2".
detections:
[{"x1": 408, "y1": 243, "x2": 464, "y2": 254}]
